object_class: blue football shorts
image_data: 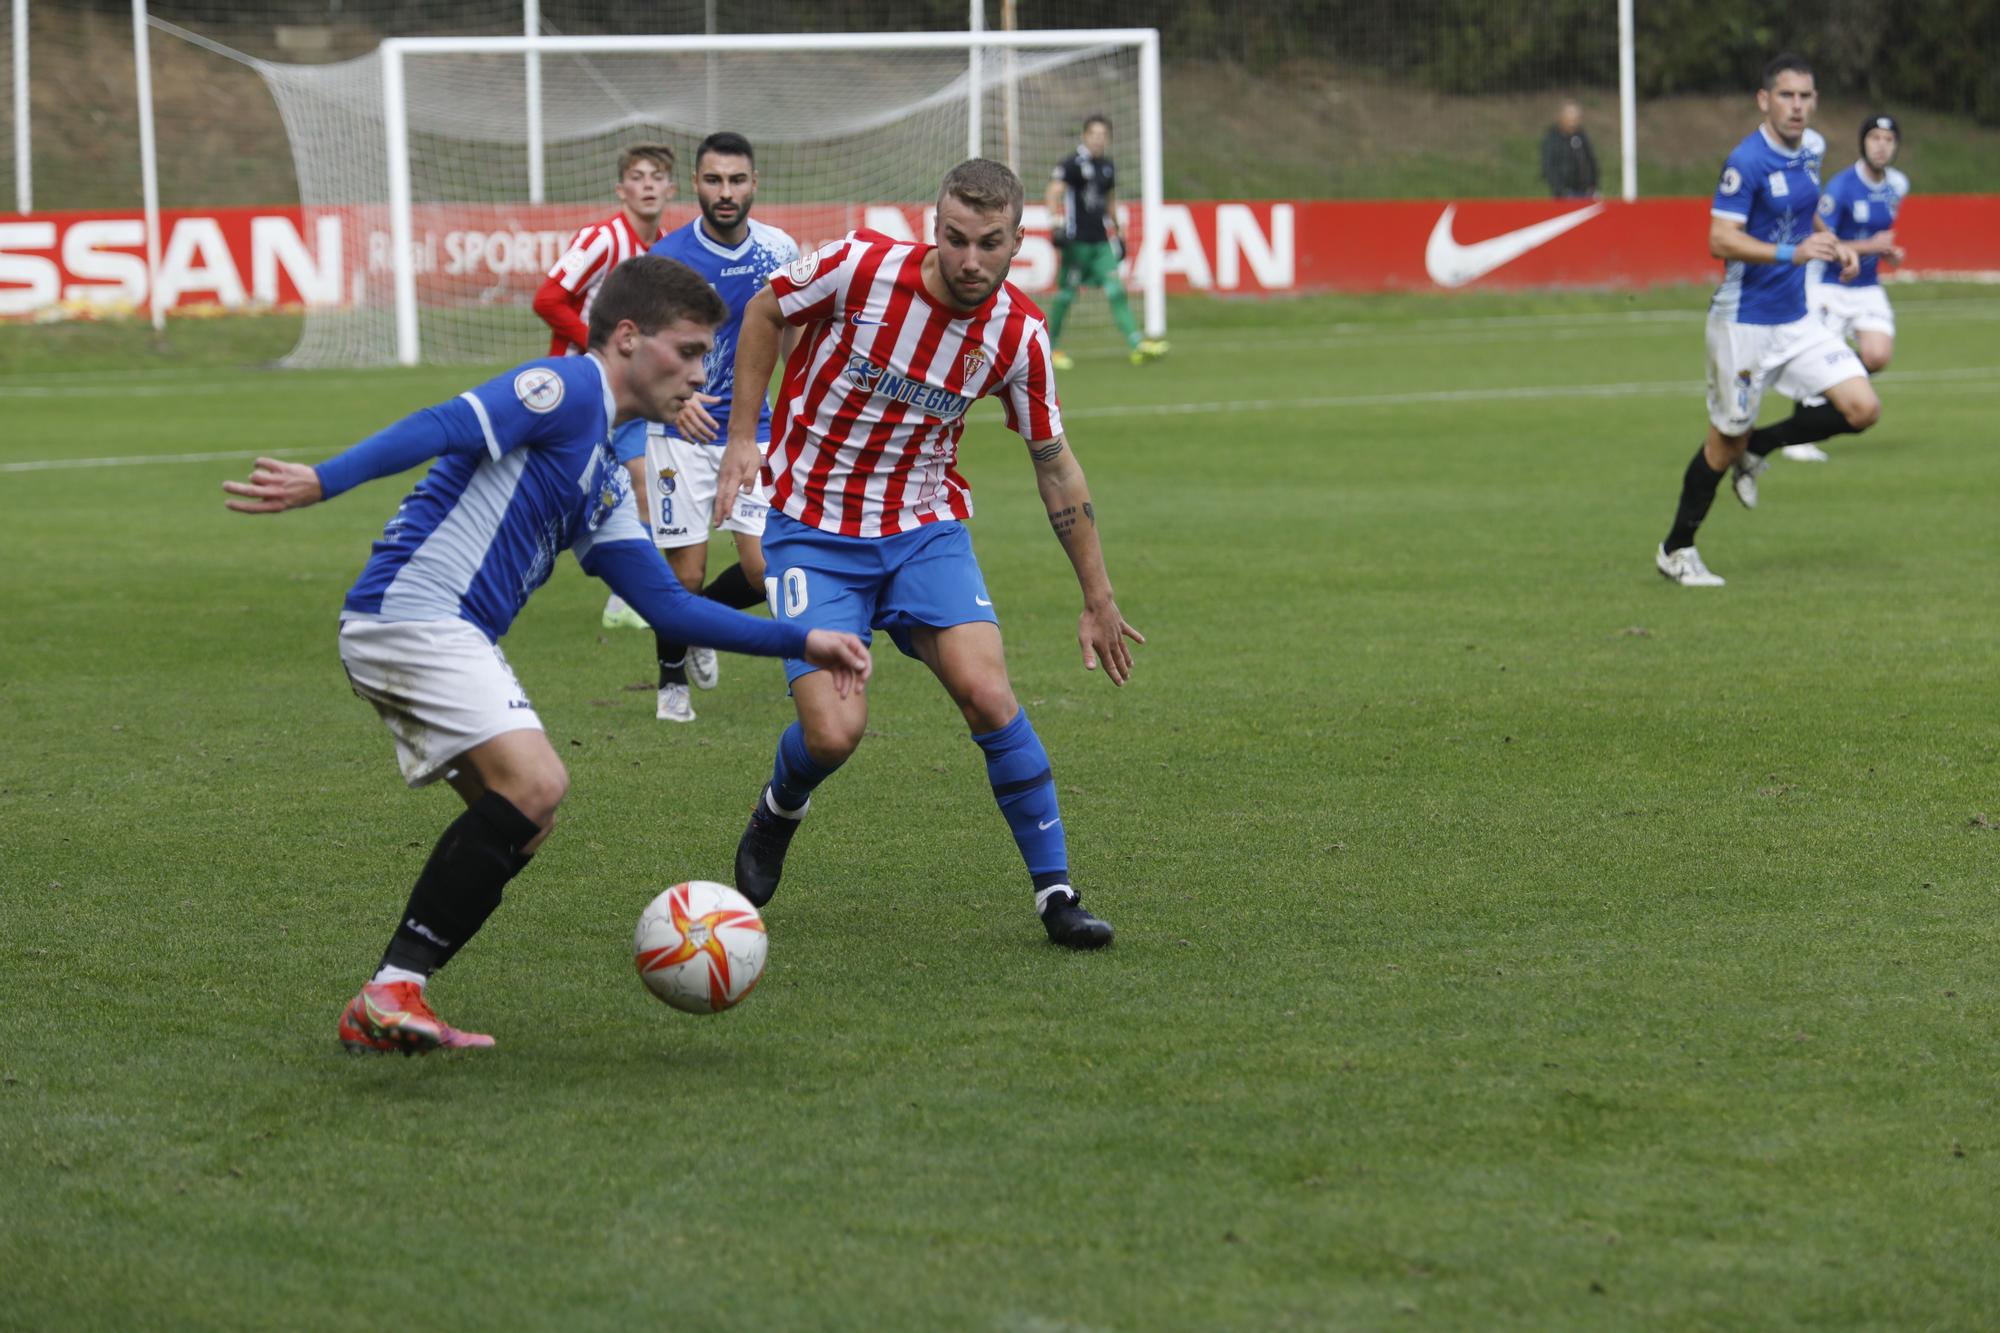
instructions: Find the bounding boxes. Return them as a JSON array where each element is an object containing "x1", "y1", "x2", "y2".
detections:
[{"x1": 759, "y1": 511, "x2": 1000, "y2": 682}]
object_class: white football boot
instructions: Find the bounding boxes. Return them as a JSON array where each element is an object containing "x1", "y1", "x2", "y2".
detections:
[
  {"x1": 656, "y1": 682, "x2": 696, "y2": 723},
  {"x1": 1779, "y1": 443, "x2": 1830, "y2": 462},
  {"x1": 687, "y1": 646, "x2": 719, "y2": 691},
  {"x1": 1657, "y1": 544, "x2": 1725, "y2": 587},
  {"x1": 1730, "y1": 452, "x2": 1769, "y2": 509}
]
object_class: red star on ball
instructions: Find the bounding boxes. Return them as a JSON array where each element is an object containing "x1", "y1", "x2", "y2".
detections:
[{"x1": 637, "y1": 885, "x2": 766, "y2": 1008}]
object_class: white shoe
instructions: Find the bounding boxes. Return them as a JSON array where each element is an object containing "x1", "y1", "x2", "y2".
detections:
[
  {"x1": 601, "y1": 594, "x2": 648, "y2": 631},
  {"x1": 1730, "y1": 452, "x2": 1769, "y2": 509},
  {"x1": 1779, "y1": 443, "x2": 1830, "y2": 462},
  {"x1": 1657, "y1": 543, "x2": 1725, "y2": 587},
  {"x1": 687, "y1": 645, "x2": 719, "y2": 691},
  {"x1": 655, "y1": 683, "x2": 696, "y2": 722}
]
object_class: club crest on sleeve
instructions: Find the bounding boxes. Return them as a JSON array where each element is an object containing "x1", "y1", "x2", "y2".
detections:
[
  {"x1": 514, "y1": 367, "x2": 565, "y2": 414},
  {"x1": 788, "y1": 252, "x2": 820, "y2": 286},
  {"x1": 1719, "y1": 167, "x2": 1742, "y2": 195}
]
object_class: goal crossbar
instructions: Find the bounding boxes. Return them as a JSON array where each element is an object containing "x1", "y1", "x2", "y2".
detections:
[{"x1": 378, "y1": 28, "x2": 1165, "y2": 366}]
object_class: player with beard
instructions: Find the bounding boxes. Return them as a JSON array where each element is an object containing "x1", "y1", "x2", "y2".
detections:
[
  {"x1": 712, "y1": 158, "x2": 1145, "y2": 948},
  {"x1": 622, "y1": 132, "x2": 802, "y2": 723}
]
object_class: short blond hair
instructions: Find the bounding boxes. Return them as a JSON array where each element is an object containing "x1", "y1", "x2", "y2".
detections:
[
  {"x1": 938, "y1": 158, "x2": 1025, "y2": 225},
  {"x1": 617, "y1": 143, "x2": 675, "y2": 181}
]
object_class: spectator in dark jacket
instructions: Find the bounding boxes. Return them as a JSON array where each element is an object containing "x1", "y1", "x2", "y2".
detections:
[{"x1": 1541, "y1": 100, "x2": 1600, "y2": 198}]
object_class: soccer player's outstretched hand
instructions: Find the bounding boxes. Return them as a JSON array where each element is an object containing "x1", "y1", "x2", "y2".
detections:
[
  {"x1": 802, "y1": 629, "x2": 873, "y2": 698},
  {"x1": 1078, "y1": 600, "x2": 1145, "y2": 686},
  {"x1": 675, "y1": 392, "x2": 723, "y2": 444},
  {"x1": 224, "y1": 457, "x2": 323, "y2": 513}
]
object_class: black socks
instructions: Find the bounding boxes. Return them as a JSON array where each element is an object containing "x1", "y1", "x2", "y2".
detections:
[
  {"x1": 1747, "y1": 402, "x2": 1857, "y2": 458},
  {"x1": 704, "y1": 563, "x2": 766, "y2": 609},
  {"x1": 379, "y1": 791, "x2": 542, "y2": 977},
  {"x1": 1664, "y1": 447, "x2": 1726, "y2": 553},
  {"x1": 656, "y1": 632, "x2": 688, "y2": 687}
]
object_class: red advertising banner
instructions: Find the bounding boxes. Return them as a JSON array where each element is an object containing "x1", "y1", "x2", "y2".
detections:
[{"x1": 4, "y1": 196, "x2": 1996, "y2": 320}]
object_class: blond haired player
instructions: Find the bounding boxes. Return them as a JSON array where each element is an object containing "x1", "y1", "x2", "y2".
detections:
[{"x1": 529, "y1": 142, "x2": 680, "y2": 630}]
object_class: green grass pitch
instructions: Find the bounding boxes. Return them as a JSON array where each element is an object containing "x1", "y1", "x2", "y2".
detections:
[{"x1": 3, "y1": 286, "x2": 1998, "y2": 1328}]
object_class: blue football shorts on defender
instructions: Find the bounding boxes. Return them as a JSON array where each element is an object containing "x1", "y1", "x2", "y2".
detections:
[{"x1": 760, "y1": 511, "x2": 999, "y2": 681}]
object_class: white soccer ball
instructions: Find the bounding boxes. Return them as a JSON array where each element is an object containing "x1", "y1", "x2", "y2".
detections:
[{"x1": 634, "y1": 880, "x2": 768, "y2": 1014}]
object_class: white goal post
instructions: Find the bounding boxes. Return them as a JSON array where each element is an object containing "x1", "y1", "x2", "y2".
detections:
[{"x1": 370, "y1": 29, "x2": 1165, "y2": 367}]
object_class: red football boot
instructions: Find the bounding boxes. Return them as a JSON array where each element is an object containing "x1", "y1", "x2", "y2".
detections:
[{"x1": 337, "y1": 980, "x2": 495, "y2": 1055}]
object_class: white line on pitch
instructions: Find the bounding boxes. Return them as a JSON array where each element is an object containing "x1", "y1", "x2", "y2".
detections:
[
  {"x1": 0, "y1": 447, "x2": 314, "y2": 474},
  {"x1": 1061, "y1": 365, "x2": 1999, "y2": 419},
  {"x1": 4, "y1": 367, "x2": 1994, "y2": 474},
  {"x1": 0, "y1": 371, "x2": 440, "y2": 399}
]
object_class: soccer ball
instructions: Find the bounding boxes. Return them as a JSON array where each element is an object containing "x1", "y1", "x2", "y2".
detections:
[{"x1": 634, "y1": 880, "x2": 768, "y2": 1014}]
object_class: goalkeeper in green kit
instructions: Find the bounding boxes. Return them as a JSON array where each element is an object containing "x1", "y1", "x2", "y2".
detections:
[{"x1": 1044, "y1": 114, "x2": 1169, "y2": 370}]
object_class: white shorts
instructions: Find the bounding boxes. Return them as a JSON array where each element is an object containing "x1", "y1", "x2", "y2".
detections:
[
  {"x1": 1706, "y1": 314, "x2": 1866, "y2": 436},
  {"x1": 337, "y1": 617, "x2": 542, "y2": 788},
  {"x1": 642, "y1": 429, "x2": 769, "y2": 549},
  {"x1": 1805, "y1": 280, "x2": 1895, "y2": 342}
]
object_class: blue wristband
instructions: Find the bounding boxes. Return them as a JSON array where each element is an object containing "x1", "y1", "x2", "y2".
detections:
[{"x1": 1774, "y1": 242, "x2": 1796, "y2": 264}]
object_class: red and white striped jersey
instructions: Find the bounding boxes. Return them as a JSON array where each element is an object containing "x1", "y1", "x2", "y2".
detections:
[
  {"x1": 544, "y1": 212, "x2": 649, "y2": 356},
  {"x1": 764, "y1": 230, "x2": 1064, "y2": 538}
]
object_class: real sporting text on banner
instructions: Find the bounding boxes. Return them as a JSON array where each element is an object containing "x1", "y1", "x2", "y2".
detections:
[{"x1": 5, "y1": 197, "x2": 1998, "y2": 319}]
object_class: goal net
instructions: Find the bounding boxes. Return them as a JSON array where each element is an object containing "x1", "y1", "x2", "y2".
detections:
[{"x1": 255, "y1": 30, "x2": 1162, "y2": 367}]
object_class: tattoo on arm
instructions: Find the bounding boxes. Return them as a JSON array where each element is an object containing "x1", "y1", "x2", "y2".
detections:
[
  {"x1": 1048, "y1": 504, "x2": 1078, "y2": 538},
  {"x1": 1082, "y1": 501, "x2": 1095, "y2": 526},
  {"x1": 1028, "y1": 436, "x2": 1067, "y2": 464}
]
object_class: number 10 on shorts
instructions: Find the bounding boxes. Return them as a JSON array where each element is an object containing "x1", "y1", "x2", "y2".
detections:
[{"x1": 766, "y1": 569, "x2": 808, "y2": 618}]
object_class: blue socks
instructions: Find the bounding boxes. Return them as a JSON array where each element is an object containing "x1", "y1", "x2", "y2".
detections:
[
  {"x1": 770, "y1": 721, "x2": 839, "y2": 813},
  {"x1": 770, "y1": 709, "x2": 1070, "y2": 887},
  {"x1": 972, "y1": 709, "x2": 1068, "y2": 879}
]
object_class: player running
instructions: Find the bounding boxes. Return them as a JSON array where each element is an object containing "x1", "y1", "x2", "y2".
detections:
[
  {"x1": 1656, "y1": 53, "x2": 1881, "y2": 587},
  {"x1": 224, "y1": 257, "x2": 870, "y2": 1054},
  {"x1": 529, "y1": 142, "x2": 679, "y2": 631},
  {"x1": 713, "y1": 158, "x2": 1144, "y2": 949},
  {"x1": 1730, "y1": 113, "x2": 1909, "y2": 501},
  {"x1": 1043, "y1": 115, "x2": 1167, "y2": 370},
  {"x1": 624, "y1": 132, "x2": 801, "y2": 724}
]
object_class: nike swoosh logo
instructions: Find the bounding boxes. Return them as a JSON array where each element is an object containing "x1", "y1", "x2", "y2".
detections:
[
  {"x1": 849, "y1": 313, "x2": 886, "y2": 326},
  {"x1": 975, "y1": 596, "x2": 993, "y2": 606},
  {"x1": 1038, "y1": 818, "x2": 1060, "y2": 830},
  {"x1": 1424, "y1": 203, "x2": 1605, "y2": 288}
]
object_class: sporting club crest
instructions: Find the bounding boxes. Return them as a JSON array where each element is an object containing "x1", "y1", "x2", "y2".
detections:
[{"x1": 514, "y1": 367, "x2": 565, "y2": 414}]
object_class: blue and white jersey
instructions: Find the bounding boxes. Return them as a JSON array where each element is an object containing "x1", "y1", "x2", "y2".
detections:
[
  {"x1": 1709, "y1": 125, "x2": 1826, "y2": 325},
  {"x1": 648, "y1": 216, "x2": 800, "y2": 445},
  {"x1": 343, "y1": 355, "x2": 649, "y2": 641},
  {"x1": 1812, "y1": 162, "x2": 1909, "y2": 288}
]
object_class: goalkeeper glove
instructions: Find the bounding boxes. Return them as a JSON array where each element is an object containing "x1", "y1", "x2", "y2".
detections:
[
  {"x1": 1051, "y1": 229, "x2": 1070, "y2": 250},
  {"x1": 1109, "y1": 234, "x2": 1126, "y2": 264}
]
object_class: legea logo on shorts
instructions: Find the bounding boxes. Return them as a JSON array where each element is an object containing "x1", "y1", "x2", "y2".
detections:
[{"x1": 515, "y1": 367, "x2": 565, "y2": 414}]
